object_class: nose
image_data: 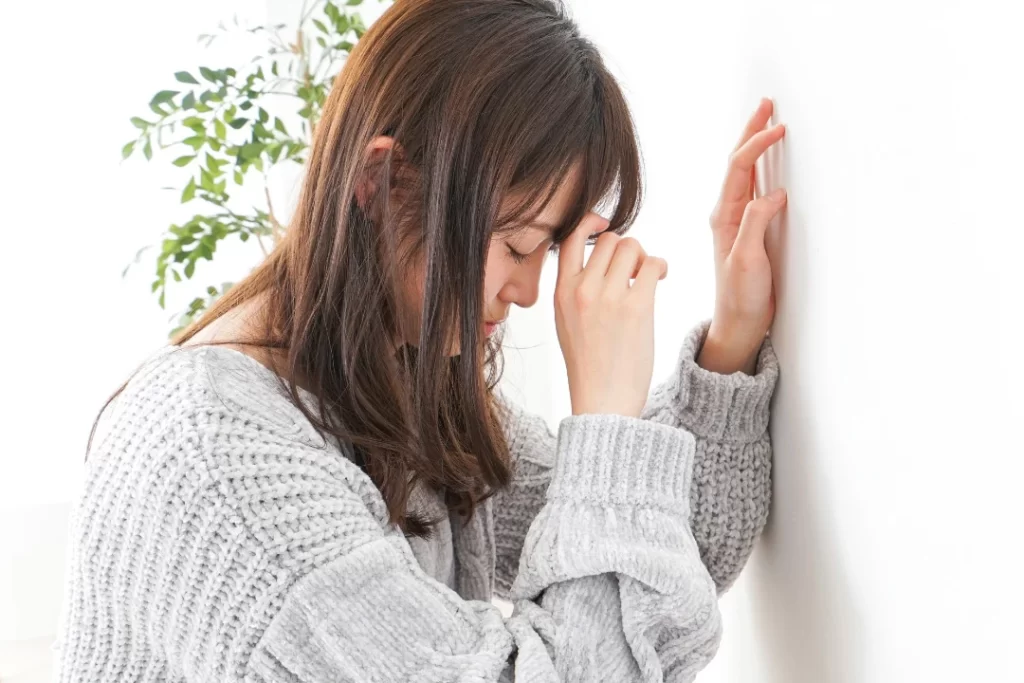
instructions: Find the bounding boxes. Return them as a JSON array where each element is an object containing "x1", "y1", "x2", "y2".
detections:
[{"x1": 498, "y1": 258, "x2": 544, "y2": 310}]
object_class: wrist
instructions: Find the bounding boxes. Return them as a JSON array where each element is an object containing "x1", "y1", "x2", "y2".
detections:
[{"x1": 697, "y1": 321, "x2": 763, "y2": 375}]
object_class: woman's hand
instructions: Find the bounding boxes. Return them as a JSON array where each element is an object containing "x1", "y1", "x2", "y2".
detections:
[
  {"x1": 555, "y1": 212, "x2": 668, "y2": 418},
  {"x1": 701, "y1": 97, "x2": 788, "y2": 375}
]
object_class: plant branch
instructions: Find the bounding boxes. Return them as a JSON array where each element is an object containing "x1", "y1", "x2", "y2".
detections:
[{"x1": 265, "y1": 185, "x2": 284, "y2": 243}]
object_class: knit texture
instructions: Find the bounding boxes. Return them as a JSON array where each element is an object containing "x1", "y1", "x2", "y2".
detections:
[{"x1": 55, "y1": 318, "x2": 778, "y2": 682}]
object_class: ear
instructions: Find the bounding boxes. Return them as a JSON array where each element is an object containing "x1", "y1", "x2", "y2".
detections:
[{"x1": 354, "y1": 135, "x2": 402, "y2": 213}]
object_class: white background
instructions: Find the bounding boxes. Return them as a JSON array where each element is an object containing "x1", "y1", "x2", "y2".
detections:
[{"x1": 1, "y1": 0, "x2": 1021, "y2": 680}]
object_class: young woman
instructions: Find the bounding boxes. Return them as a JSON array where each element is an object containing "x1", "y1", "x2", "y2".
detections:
[{"x1": 56, "y1": 0, "x2": 786, "y2": 680}]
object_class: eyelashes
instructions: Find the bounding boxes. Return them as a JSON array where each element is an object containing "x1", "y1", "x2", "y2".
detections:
[
  {"x1": 506, "y1": 245, "x2": 529, "y2": 264},
  {"x1": 505, "y1": 242, "x2": 561, "y2": 265}
]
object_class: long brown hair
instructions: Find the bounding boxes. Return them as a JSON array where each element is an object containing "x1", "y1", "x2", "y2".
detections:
[{"x1": 89, "y1": 0, "x2": 644, "y2": 537}]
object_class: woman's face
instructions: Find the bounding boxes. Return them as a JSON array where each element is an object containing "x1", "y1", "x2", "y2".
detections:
[{"x1": 398, "y1": 164, "x2": 581, "y2": 355}]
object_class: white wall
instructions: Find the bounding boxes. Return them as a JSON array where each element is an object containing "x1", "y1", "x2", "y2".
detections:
[{"x1": 565, "y1": 1, "x2": 1024, "y2": 681}]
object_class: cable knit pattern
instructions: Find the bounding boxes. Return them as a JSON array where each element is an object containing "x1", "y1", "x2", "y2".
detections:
[
  {"x1": 642, "y1": 319, "x2": 778, "y2": 593},
  {"x1": 55, "y1": 317, "x2": 777, "y2": 682},
  {"x1": 496, "y1": 318, "x2": 778, "y2": 597}
]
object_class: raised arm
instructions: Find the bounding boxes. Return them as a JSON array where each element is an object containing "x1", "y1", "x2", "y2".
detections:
[
  {"x1": 492, "y1": 317, "x2": 777, "y2": 600},
  {"x1": 641, "y1": 318, "x2": 778, "y2": 593}
]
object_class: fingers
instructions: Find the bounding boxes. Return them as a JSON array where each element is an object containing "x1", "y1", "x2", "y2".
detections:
[
  {"x1": 558, "y1": 211, "x2": 609, "y2": 282},
  {"x1": 605, "y1": 237, "x2": 646, "y2": 284},
  {"x1": 732, "y1": 98, "x2": 774, "y2": 154},
  {"x1": 631, "y1": 254, "x2": 668, "y2": 300},
  {"x1": 596, "y1": 235, "x2": 668, "y2": 296},
  {"x1": 734, "y1": 190, "x2": 787, "y2": 254},
  {"x1": 556, "y1": 212, "x2": 666, "y2": 300},
  {"x1": 719, "y1": 124, "x2": 786, "y2": 205}
]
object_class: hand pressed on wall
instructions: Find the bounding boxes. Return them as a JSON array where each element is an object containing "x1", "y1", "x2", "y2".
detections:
[{"x1": 700, "y1": 97, "x2": 788, "y2": 375}]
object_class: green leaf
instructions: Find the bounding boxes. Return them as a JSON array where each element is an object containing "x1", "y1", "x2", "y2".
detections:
[
  {"x1": 199, "y1": 66, "x2": 219, "y2": 83},
  {"x1": 143, "y1": 139, "x2": 153, "y2": 160},
  {"x1": 234, "y1": 168, "x2": 243, "y2": 185},
  {"x1": 239, "y1": 101, "x2": 253, "y2": 111},
  {"x1": 268, "y1": 143, "x2": 284, "y2": 163},
  {"x1": 159, "y1": 290, "x2": 166, "y2": 309},
  {"x1": 181, "y1": 91, "x2": 196, "y2": 109},
  {"x1": 175, "y1": 71, "x2": 200, "y2": 85},
  {"x1": 183, "y1": 135, "x2": 205, "y2": 150},
  {"x1": 130, "y1": 117, "x2": 150, "y2": 129},
  {"x1": 240, "y1": 142, "x2": 264, "y2": 160},
  {"x1": 316, "y1": 36, "x2": 327, "y2": 48},
  {"x1": 312, "y1": 19, "x2": 328, "y2": 34},
  {"x1": 150, "y1": 90, "x2": 179, "y2": 105},
  {"x1": 184, "y1": 260, "x2": 195, "y2": 278},
  {"x1": 240, "y1": 231, "x2": 250, "y2": 242},
  {"x1": 181, "y1": 177, "x2": 197, "y2": 202},
  {"x1": 271, "y1": 61, "x2": 279, "y2": 77},
  {"x1": 228, "y1": 118, "x2": 247, "y2": 129},
  {"x1": 214, "y1": 118, "x2": 226, "y2": 139},
  {"x1": 121, "y1": 141, "x2": 136, "y2": 159},
  {"x1": 274, "y1": 117, "x2": 287, "y2": 135},
  {"x1": 172, "y1": 154, "x2": 195, "y2": 167},
  {"x1": 346, "y1": 0, "x2": 363, "y2": 5}
]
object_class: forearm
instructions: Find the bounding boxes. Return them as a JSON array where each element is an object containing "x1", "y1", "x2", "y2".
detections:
[{"x1": 642, "y1": 319, "x2": 779, "y2": 593}]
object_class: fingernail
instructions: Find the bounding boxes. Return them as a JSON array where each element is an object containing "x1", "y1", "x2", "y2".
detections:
[{"x1": 770, "y1": 188, "x2": 787, "y2": 200}]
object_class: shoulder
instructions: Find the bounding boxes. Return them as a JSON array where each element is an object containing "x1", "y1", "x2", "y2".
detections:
[{"x1": 88, "y1": 343, "x2": 390, "y2": 528}]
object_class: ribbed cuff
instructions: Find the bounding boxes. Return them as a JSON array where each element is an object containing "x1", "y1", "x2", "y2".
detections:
[
  {"x1": 674, "y1": 319, "x2": 779, "y2": 443},
  {"x1": 546, "y1": 413, "x2": 696, "y2": 510}
]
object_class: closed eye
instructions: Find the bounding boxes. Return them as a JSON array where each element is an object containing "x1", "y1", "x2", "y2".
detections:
[
  {"x1": 506, "y1": 239, "x2": 562, "y2": 265},
  {"x1": 506, "y1": 244, "x2": 529, "y2": 264}
]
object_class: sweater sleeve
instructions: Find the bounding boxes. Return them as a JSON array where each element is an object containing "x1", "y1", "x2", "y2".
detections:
[
  {"x1": 640, "y1": 318, "x2": 779, "y2": 593},
  {"x1": 493, "y1": 319, "x2": 779, "y2": 599},
  {"x1": 247, "y1": 414, "x2": 722, "y2": 682}
]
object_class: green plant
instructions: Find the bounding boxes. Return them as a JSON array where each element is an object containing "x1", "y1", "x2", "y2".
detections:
[{"x1": 122, "y1": 0, "x2": 385, "y2": 337}]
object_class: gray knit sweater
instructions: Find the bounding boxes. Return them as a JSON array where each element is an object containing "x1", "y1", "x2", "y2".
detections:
[{"x1": 55, "y1": 318, "x2": 777, "y2": 682}]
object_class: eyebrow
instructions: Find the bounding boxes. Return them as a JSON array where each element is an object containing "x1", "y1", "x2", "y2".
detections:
[{"x1": 528, "y1": 221, "x2": 557, "y2": 232}]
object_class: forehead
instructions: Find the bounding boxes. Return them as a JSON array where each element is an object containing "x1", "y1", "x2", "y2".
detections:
[{"x1": 502, "y1": 163, "x2": 582, "y2": 234}]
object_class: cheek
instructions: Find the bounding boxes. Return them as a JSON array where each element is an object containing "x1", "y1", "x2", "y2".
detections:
[{"x1": 483, "y1": 242, "x2": 514, "y2": 300}]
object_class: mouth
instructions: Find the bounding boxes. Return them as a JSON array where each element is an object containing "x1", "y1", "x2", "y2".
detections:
[{"x1": 484, "y1": 318, "x2": 506, "y2": 335}]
